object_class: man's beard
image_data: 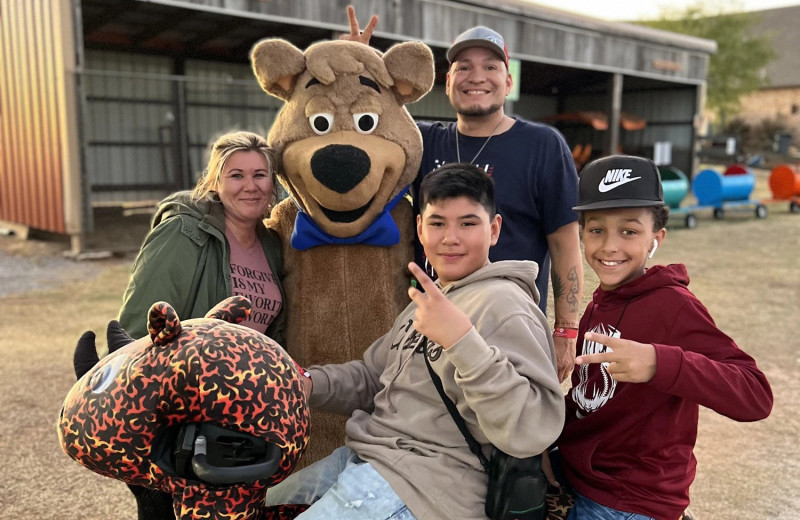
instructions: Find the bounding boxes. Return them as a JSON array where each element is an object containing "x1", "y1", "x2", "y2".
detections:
[{"x1": 455, "y1": 102, "x2": 503, "y2": 118}]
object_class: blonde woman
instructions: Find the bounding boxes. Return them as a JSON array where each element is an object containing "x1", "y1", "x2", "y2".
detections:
[{"x1": 118, "y1": 130, "x2": 285, "y2": 343}]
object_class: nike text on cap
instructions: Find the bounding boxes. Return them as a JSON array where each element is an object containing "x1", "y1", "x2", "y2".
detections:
[
  {"x1": 447, "y1": 26, "x2": 509, "y2": 66},
  {"x1": 573, "y1": 155, "x2": 664, "y2": 211}
]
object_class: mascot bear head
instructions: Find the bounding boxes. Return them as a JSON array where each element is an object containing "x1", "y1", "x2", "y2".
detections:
[
  {"x1": 57, "y1": 296, "x2": 310, "y2": 520},
  {"x1": 251, "y1": 39, "x2": 434, "y2": 244}
]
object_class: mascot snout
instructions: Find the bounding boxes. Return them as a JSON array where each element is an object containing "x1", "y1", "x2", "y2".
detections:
[{"x1": 310, "y1": 144, "x2": 371, "y2": 195}]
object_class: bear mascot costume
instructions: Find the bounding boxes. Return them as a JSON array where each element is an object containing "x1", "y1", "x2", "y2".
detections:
[
  {"x1": 58, "y1": 296, "x2": 311, "y2": 520},
  {"x1": 250, "y1": 37, "x2": 434, "y2": 465}
]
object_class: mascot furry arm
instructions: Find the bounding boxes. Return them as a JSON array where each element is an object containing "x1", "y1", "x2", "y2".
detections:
[{"x1": 58, "y1": 296, "x2": 310, "y2": 520}]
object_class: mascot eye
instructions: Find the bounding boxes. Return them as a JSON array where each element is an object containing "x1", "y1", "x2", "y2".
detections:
[
  {"x1": 88, "y1": 354, "x2": 128, "y2": 394},
  {"x1": 353, "y1": 113, "x2": 379, "y2": 134},
  {"x1": 309, "y1": 113, "x2": 334, "y2": 135}
]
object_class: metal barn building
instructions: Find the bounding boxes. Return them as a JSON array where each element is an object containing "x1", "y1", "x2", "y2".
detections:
[{"x1": 0, "y1": 0, "x2": 716, "y2": 252}]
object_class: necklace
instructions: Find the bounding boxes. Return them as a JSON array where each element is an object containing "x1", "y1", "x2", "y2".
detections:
[{"x1": 455, "y1": 118, "x2": 504, "y2": 165}]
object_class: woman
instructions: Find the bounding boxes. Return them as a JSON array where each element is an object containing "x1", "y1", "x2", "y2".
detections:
[
  {"x1": 115, "y1": 130, "x2": 287, "y2": 520},
  {"x1": 118, "y1": 130, "x2": 285, "y2": 343}
]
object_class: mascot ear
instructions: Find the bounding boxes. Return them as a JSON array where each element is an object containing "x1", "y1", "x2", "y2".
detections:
[
  {"x1": 107, "y1": 320, "x2": 135, "y2": 352},
  {"x1": 205, "y1": 295, "x2": 252, "y2": 324},
  {"x1": 383, "y1": 41, "x2": 435, "y2": 104},
  {"x1": 250, "y1": 38, "x2": 306, "y2": 101},
  {"x1": 148, "y1": 302, "x2": 183, "y2": 346},
  {"x1": 73, "y1": 321, "x2": 136, "y2": 380}
]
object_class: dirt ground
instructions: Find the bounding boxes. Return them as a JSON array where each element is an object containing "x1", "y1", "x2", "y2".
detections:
[{"x1": 0, "y1": 167, "x2": 797, "y2": 519}]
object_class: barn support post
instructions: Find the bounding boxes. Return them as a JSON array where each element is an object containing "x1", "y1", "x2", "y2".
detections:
[{"x1": 604, "y1": 73, "x2": 623, "y2": 157}]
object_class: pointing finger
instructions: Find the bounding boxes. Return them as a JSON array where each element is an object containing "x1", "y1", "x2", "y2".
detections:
[
  {"x1": 346, "y1": 5, "x2": 360, "y2": 35},
  {"x1": 584, "y1": 332, "x2": 626, "y2": 350},
  {"x1": 361, "y1": 14, "x2": 378, "y2": 40}
]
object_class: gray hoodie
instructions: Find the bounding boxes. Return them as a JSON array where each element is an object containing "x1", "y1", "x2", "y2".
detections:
[{"x1": 309, "y1": 260, "x2": 565, "y2": 520}]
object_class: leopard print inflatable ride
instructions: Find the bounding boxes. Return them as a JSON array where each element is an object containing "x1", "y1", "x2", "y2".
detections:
[{"x1": 57, "y1": 296, "x2": 310, "y2": 520}]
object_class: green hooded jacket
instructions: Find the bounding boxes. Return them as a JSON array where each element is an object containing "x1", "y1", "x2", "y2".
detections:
[{"x1": 117, "y1": 191, "x2": 286, "y2": 345}]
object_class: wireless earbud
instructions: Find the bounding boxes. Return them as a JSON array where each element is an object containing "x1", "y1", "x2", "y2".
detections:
[{"x1": 648, "y1": 238, "x2": 658, "y2": 259}]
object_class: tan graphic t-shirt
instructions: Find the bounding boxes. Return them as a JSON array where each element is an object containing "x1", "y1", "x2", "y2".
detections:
[{"x1": 226, "y1": 229, "x2": 282, "y2": 335}]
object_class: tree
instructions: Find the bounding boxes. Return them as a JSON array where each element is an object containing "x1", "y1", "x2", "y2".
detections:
[{"x1": 640, "y1": 1, "x2": 776, "y2": 128}]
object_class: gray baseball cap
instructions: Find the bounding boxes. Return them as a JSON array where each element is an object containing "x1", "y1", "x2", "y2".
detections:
[
  {"x1": 573, "y1": 155, "x2": 664, "y2": 211},
  {"x1": 447, "y1": 26, "x2": 509, "y2": 66}
]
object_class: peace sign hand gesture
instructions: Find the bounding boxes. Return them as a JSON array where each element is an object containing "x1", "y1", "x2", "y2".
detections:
[
  {"x1": 575, "y1": 332, "x2": 657, "y2": 383},
  {"x1": 340, "y1": 5, "x2": 378, "y2": 45},
  {"x1": 407, "y1": 263, "x2": 473, "y2": 350}
]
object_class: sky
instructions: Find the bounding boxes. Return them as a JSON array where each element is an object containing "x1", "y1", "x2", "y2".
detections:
[{"x1": 524, "y1": 0, "x2": 800, "y2": 21}]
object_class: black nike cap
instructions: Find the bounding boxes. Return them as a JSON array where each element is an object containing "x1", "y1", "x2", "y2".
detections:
[{"x1": 573, "y1": 155, "x2": 664, "y2": 211}]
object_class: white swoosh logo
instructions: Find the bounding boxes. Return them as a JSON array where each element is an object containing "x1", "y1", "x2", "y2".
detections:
[{"x1": 598, "y1": 176, "x2": 641, "y2": 193}]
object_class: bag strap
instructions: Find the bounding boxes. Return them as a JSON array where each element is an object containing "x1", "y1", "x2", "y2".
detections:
[{"x1": 422, "y1": 338, "x2": 491, "y2": 472}]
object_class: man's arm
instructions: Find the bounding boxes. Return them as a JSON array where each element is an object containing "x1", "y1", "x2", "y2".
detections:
[{"x1": 546, "y1": 221, "x2": 583, "y2": 382}]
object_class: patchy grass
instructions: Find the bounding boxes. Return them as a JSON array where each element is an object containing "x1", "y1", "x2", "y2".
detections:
[
  {"x1": 0, "y1": 260, "x2": 138, "y2": 519},
  {"x1": 1, "y1": 166, "x2": 796, "y2": 519},
  {"x1": 661, "y1": 209, "x2": 799, "y2": 520}
]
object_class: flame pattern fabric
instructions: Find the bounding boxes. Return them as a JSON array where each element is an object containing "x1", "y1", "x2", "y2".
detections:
[{"x1": 57, "y1": 296, "x2": 310, "y2": 520}]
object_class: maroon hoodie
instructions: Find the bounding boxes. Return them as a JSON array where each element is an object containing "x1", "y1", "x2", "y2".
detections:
[{"x1": 559, "y1": 264, "x2": 773, "y2": 520}]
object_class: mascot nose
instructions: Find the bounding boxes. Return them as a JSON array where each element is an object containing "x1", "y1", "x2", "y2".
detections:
[{"x1": 310, "y1": 145, "x2": 371, "y2": 193}]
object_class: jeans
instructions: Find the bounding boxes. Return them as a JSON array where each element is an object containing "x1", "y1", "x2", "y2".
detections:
[
  {"x1": 264, "y1": 446, "x2": 417, "y2": 519},
  {"x1": 567, "y1": 492, "x2": 656, "y2": 520}
]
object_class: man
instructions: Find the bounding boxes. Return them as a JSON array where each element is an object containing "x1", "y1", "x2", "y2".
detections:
[{"x1": 345, "y1": 8, "x2": 583, "y2": 381}]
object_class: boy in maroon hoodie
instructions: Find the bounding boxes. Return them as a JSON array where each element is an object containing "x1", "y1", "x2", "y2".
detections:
[{"x1": 554, "y1": 155, "x2": 773, "y2": 520}]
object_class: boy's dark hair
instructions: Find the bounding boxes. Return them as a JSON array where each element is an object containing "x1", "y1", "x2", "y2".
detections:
[
  {"x1": 418, "y1": 163, "x2": 496, "y2": 216},
  {"x1": 578, "y1": 205, "x2": 669, "y2": 231}
]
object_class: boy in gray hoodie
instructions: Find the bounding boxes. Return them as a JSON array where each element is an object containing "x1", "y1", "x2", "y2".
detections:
[{"x1": 265, "y1": 162, "x2": 564, "y2": 520}]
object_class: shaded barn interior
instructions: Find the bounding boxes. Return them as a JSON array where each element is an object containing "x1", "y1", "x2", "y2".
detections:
[{"x1": 0, "y1": 0, "x2": 714, "y2": 250}]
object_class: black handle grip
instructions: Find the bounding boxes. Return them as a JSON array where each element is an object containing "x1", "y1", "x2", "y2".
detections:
[{"x1": 190, "y1": 435, "x2": 282, "y2": 485}]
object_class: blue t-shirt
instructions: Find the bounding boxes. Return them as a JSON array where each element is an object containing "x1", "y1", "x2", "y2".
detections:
[{"x1": 414, "y1": 118, "x2": 579, "y2": 312}]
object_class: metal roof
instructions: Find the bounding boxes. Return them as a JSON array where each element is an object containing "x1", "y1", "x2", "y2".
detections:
[{"x1": 79, "y1": 0, "x2": 716, "y2": 91}]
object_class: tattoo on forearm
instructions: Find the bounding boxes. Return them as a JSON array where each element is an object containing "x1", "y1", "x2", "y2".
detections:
[
  {"x1": 567, "y1": 266, "x2": 579, "y2": 313},
  {"x1": 553, "y1": 266, "x2": 580, "y2": 315},
  {"x1": 552, "y1": 270, "x2": 564, "y2": 301}
]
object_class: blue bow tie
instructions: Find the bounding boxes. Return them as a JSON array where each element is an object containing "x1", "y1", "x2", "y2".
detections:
[{"x1": 291, "y1": 188, "x2": 408, "y2": 251}]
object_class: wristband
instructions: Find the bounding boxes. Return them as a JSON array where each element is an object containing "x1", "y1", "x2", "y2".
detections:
[
  {"x1": 553, "y1": 327, "x2": 578, "y2": 339},
  {"x1": 294, "y1": 361, "x2": 311, "y2": 379}
]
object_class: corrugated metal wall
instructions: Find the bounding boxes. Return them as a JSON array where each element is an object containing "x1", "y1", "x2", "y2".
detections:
[
  {"x1": 82, "y1": 51, "x2": 175, "y2": 204},
  {"x1": 81, "y1": 50, "x2": 283, "y2": 205},
  {"x1": 0, "y1": 0, "x2": 82, "y2": 234}
]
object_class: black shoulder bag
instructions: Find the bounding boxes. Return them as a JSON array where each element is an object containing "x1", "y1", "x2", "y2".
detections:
[{"x1": 423, "y1": 341, "x2": 548, "y2": 520}]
